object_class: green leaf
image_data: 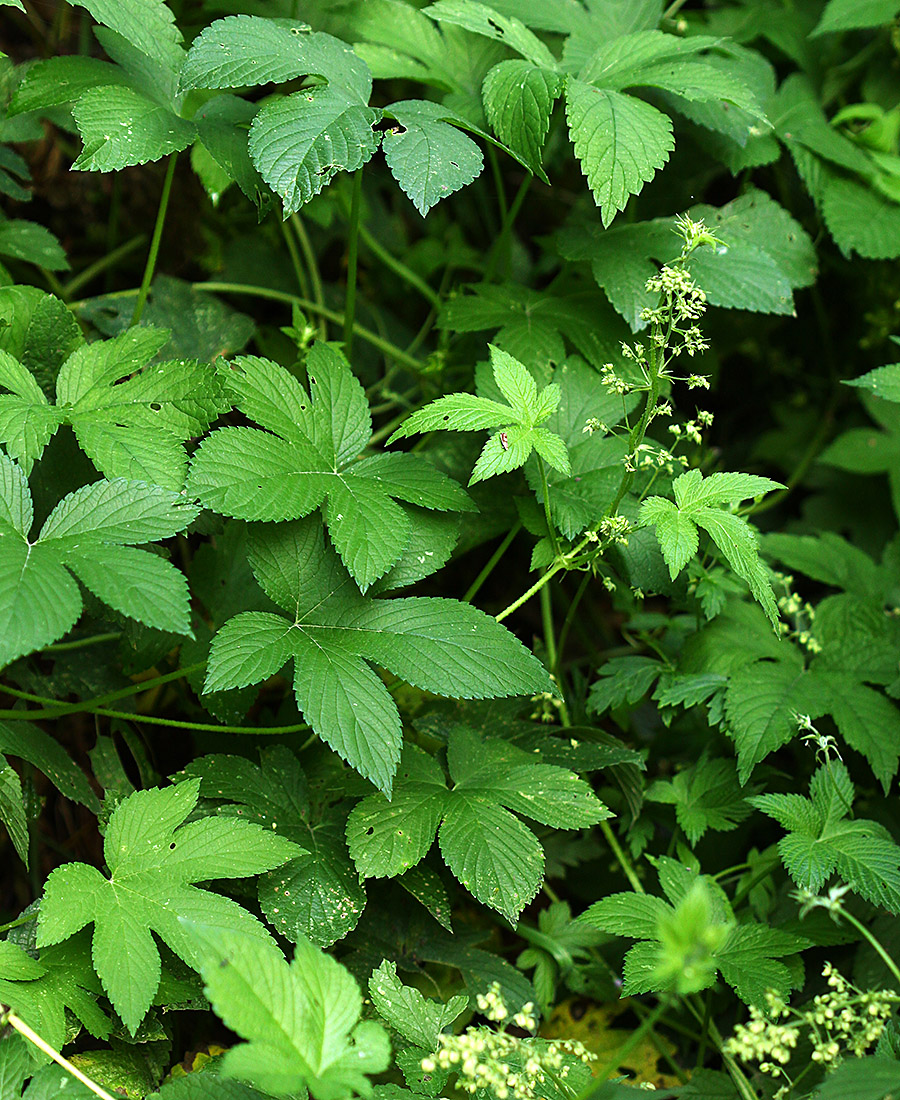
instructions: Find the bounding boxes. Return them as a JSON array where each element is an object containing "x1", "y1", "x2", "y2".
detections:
[
  {"x1": 383, "y1": 99, "x2": 484, "y2": 215},
  {"x1": 439, "y1": 795, "x2": 544, "y2": 924},
  {"x1": 565, "y1": 78, "x2": 674, "y2": 227},
  {"x1": 646, "y1": 754, "x2": 752, "y2": 845},
  {"x1": 751, "y1": 762, "x2": 900, "y2": 912},
  {"x1": 249, "y1": 87, "x2": 380, "y2": 216},
  {"x1": 0, "y1": 933, "x2": 111, "y2": 1056},
  {"x1": 580, "y1": 862, "x2": 808, "y2": 1006},
  {"x1": 0, "y1": 539, "x2": 81, "y2": 668},
  {"x1": 846, "y1": 362, "x2": 900, "y2": 404},
  {"x1": 39, "y1": 478, "x2": 199, "y2": 547},
  {"x1": 640, "y1": 470, "x2": 781, "y2": 623},
  {"x1": 812, "y1": 0, "x2": 900, "y2": 35},
  {"x1": 369, "y1": 960, "x2": 467, "y2": 1049},
  {"x1": 207, "y1": 520, "x2": 549, "y2": 793},
  {"x1": 180, "y1": 20, "x2": 370, "y2": 96},
  {"x1": 66, "y1": 0, "x2": 183, "y2": 69},
  {"x1": 482, "y1": 62, "x2": 560, "y2": 180},
  {"x1": 815, "y1": 1057, "x2": 900, "y2": 1100},
  {"x1": 348, "y1": 727, "x2": 607, "y2": 922},
  {"x1": 65, "y1": 544, "x2": 191, "y2": 635},
  {"x1": 0, "y1": 757, "x2": 28, "y2": 865},
  {"x1": 178, "y1": 747, "x2": 364, "y2": 949},
  {"x1": 0, "y1": 219, "x2": 69, "y2": 272},
  {"x1": 0, "y1": 720, "x2": 99, "y2": 811},
  {"x1": 424, "y1": 0, "x2": 559, "y2": 69},
  {"x1": 389, "y1": 345, "x2": 568, "y2": 485},
  {"x1": 725, "y1": 658, "x2": 829, "y2": 782},
  {"x1": 189, "y1": 349, "x2": 472, "y2": 589},
  {"x1": 559, "y1": 189, "x2": 817, "y2": 330},
  {"x1": 182, "y1": 923, "x2": 391, "y2": 1099},
  {"x1": 37, "y1": 780, "x2": 301, "y2": 1033},
  {"x1": 0, "y1": 325, "x2": 226, "y2": 484},
  {"x1": 640, "y1": 497, "x2": 699, "y2": 580},
  {"x1": 72, "y1": 86, "x2": 196, "y2": 172},
  {"x1": 8, "y1": 56, "x2": 134, "y2": 116},
  {"x1": 820, "y1": 175, "x2": 900, "y2": 260},
  {"x1": 588, "y1": 656, "x2": 664, "y2": 715},
  {"x1": 345, "y1": 745, "x2": 448, "y2": 876}
]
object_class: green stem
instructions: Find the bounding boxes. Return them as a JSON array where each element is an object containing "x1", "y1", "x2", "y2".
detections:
[
  {"x1": 835, "y1": 904, "x2": 900, "y2": 989},
  {"x1": 686, "y1": 1002, "x2": 759, "y2": 1100},
  {"x1": 556, "y1": 573, "x2": 591, "y2": 670},
  {"x1": 131, "y1": 153, "x2": 177, "y2": 326},
  {"x1": 40, "y1": 632, "x2": 122, "y2": 654},
  {"x1": 62, "y1": 235, "x2": 147, "y2": 299},
  {"x1": 2, "y1": 1012, "x2": 118, "y2": 1100},
  {"x1": 484, "y1": 172, "x2": 532, "y2": 283},
  {"x1": 536, "y1": 454, "x2": 559, "y2": 558},
  {"x1": 487, "y1": 144, "x2": 508, "y2": 224},
  {"x1": 290, "y1": 213, "x2": 327, "y2": 339},
  {"x1": 600, "y1": 818, "x2": 644, "y2": 893},
  {"x1": 463, "y1": 523, "x2": 521, "y2": 603},
  {"x1": 80, "y1": 708, "x2": 310, "y2": 735},
  {"x1": 495, "y1": 557, "x2": 568, "y2": 623},
  {"x1": 344, "y1": 168, "x2": 363, "y2": 358},
  {"x1": 280, "y1": 216, "x2": 311, "y2": 302},
  {"x1": 0, "y1": 912, "x2": 36, "y2": 935},
  {"x1": 0, "y1": 663, "x2": 207, "y2": 719},
  {"x1": 358, "y1": 222, "x2": 441, "y2": 308},
  {"x1": 192, "y1": 283, "x2": 426, "y2": 371}
]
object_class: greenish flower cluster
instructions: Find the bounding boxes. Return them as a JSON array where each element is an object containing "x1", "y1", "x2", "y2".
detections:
[
  {"x1": 725, "y1": 965, "x2": 898, "y2": 1096},
  {"x1": 420, "y1": 983, "x2": 595, "y2": 1100}
]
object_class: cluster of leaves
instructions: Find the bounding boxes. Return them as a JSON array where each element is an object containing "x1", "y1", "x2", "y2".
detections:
[{"x1": 3, "y1": 2, "x2": 900, "y2": 1100}]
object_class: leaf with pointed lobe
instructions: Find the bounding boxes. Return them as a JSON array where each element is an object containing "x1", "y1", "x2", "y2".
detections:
[{"x1": 37, "y1": 781, "x2": 301, "y2": 1034}]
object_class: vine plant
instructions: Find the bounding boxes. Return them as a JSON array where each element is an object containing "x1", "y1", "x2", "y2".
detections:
[{"x1": 2, "y1": 2, "x2": 900, "y2": 1100}]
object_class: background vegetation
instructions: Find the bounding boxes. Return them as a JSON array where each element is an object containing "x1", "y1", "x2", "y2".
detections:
[{"x1": 3, "y1": 1, "x2": 900, "y2": 1099}]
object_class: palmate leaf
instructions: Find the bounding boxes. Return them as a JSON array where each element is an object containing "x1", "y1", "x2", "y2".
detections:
[
  {"x1": 188, "y1": 345, "x2": 473, "y2": 589},
  {"x1": 183, "y1": 923, "x2": 391, "y2": 1099},
  {"x1": 0, "y1": 455, "x2": 198, "y2": 666},
  {"x1": 640, "y1": 468, "x2": 782, "y2": 624},
  {"x1": 389, "y1": 344, "x2": 570, "y2": 485},
  {"x1": 175, "y1": 747, "x2": 366, "y2": 949},
  {"x1": 751, "y1": 762, "x2": 900, "y2": 913},
  {"x1": 645, "y1": 753, "x2": 753, "y2": 846},
  {"x1": 346, "y1": 729, "x2": 609, "y2": 922},
  {"x1": 205, "y1": 518, "x2": 551, "y2": 794},
  {"x1": 579, "y1": 857, "x2": 808, "y2": 1007},
  {"x1": 0, "y1": 932, "x2": 111, "y2": 1055},
  {"x1": 0, "y1": 324, "x2": 226, "y2": 487},
  {"x1": 37, "y1": 780, "x2": 301, "y2": 1034},
  {"x1": 383, "y1": 99, "x2": 484, "y2": 215}
]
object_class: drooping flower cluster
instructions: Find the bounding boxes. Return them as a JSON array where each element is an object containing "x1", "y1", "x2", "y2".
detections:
[
  {"x1": 421, "y1": 983, "x2": 595, "y2": 1100},
  {"x1": 774, "y1": 572, "x2": 821, "y2": 653},
  {"x1": 725, "y1": 966, "x2": 898, "y2": 1094}
]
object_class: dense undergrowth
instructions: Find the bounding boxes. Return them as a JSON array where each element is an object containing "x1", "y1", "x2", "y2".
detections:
[{"x1": 3, "y1": 1, "x2": 900, "y2": 1098}]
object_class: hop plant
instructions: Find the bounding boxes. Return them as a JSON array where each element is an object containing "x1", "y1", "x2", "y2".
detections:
[
  {"x1": 725, "y1": 964, "x2": 898, "y2": 1094},
  {"x1": 421, "y1": 983, "x2": 596, "y2": 1100}
]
